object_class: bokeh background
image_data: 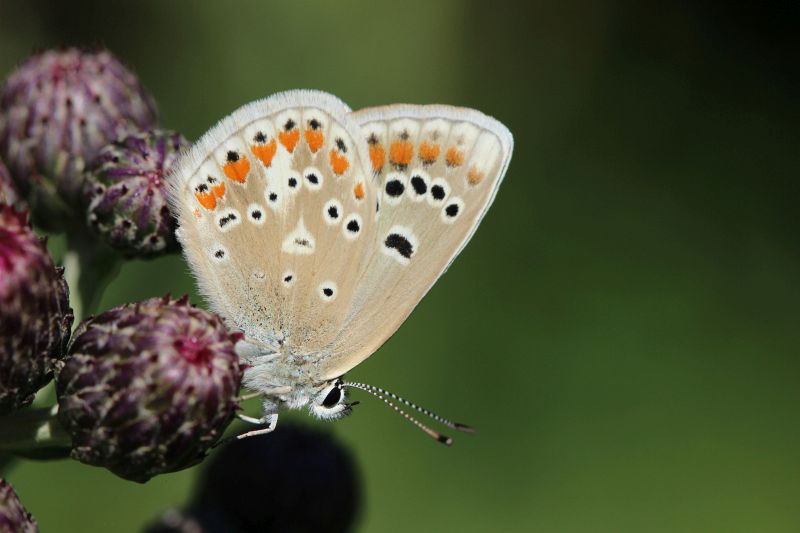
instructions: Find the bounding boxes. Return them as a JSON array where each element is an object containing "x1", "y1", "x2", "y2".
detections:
[{"x1": 1, "y1": 1, "x2": 799, "y2": 531}]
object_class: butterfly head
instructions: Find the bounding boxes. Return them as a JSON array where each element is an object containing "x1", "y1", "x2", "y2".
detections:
[{"x1": 309, "y1": 378, "x2": 356, "y2": 420}]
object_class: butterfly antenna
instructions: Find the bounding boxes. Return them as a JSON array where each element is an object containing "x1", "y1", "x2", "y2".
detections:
[{"x1": 343, "y1": 382, "x2": 474, "y2": 445}]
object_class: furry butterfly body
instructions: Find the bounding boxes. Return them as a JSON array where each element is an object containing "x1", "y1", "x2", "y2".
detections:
[{"x1": 168, "y1": 90, "x2": 512, "y2": 438}]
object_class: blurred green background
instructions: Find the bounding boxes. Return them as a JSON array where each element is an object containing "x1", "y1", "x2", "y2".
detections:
[{"x1": 2, "y1": 1, "x2": 799, "y2": 531}]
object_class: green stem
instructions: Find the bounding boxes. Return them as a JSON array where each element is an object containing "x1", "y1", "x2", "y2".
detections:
[
  {"x1": 64, "y1": 231, "x2": 121, "y2": 323},
  {"x1": 0, "y1": 406, "x2": 71, "y2": 460},
  {"x1": 62, "y1": 248, "x2": 83, "y2": 324}
]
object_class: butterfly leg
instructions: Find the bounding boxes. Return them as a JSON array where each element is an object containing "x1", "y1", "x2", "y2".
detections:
[{"x1": 235, "y1": 413, "x2": 279, "y2": 440}]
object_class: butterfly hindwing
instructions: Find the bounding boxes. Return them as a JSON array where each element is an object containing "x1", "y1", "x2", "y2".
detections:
[
  {"x1": 169, "y1": 91, "x2": 377, "y2": 357},
  {"x1": 319, "y1": 104, "x2": 513, "y2": 379}
]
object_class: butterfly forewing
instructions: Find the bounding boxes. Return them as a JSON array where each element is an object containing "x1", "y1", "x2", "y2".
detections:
[
  {"x1": 320, "y1": 104, "x2": 513, "y2": 379},
  {"x1": 169, "y1": 91, "x2": 376, "y2": 357}
]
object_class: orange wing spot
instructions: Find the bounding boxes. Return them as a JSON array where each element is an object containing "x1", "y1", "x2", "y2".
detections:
[
  {"x1": 369, "y1": 143, "x2": 385, "y2": 173},
  {"x1": 212, "y1": 181, "x2": 226, "y2": 199},
  {"x1": 419, "y1": 142, "x2": 440, "y2": 164},
  {"x1": 251, "y1": 139, "x2": 277, "y2": 167},
  {"x1": 389, "y1": 140, "x2": 413, "y2": 168},
  {"x1": 467, "y1": 166, "x2": 485, "y2": 186},
  {"x1": 305, "y1": 129, "x2": 324, "y2": 153},
  {"x1": 330, "y1": 150, "x2": 349, "y2": 176},
  {"x1": 278, "y1": 130, "x2": 300, "y2": 153},
  {"x1": 223, "y1": 157, "x2": 250, "y2": 183},
  {"x1": 354, "y1": 182, "x2": 365, "y2": 200},
  {"x1": 195, "y1": 192, "x2": 217, "y2": 210},
  {"x1": 445, "y1": 147, "x2": 465, "y2": 167}
]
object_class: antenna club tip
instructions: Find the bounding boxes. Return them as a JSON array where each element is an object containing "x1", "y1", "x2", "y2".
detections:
[
  {"x1": 438, "y1": 435, "x2": 454, "y2": 446},
  {"x1": 454, "y1": 423, "x2": 475, "y2": 433}
]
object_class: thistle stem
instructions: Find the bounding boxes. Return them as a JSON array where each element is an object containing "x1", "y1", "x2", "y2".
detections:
[
  {"x1": 64, "y1": 230, "x2": 121, "y2": 324},
  {"x1": 0, "y1": 406, "x2": 71, "y2": 459}
]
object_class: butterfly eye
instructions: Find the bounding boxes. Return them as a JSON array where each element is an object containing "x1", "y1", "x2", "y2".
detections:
[{"x1": 322, "y1": 386, "x2": 341, "y2": 408}]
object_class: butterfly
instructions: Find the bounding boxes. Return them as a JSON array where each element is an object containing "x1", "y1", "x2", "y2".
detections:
[{"x1": 168, "y1": 90, "x2": 512, "y2": 445}]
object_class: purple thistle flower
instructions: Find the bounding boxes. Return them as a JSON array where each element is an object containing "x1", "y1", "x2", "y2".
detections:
[
  {"x1": 0, "y1": 47, "x2": 158, "y2": 225},
  {"x1": 55, "y1": 296, "x2": 244, "y2": 483},
  {"x1": 0, "y1": 206, "x2": 73, "y2": 413},
  {"x1": 83, "y1": 129, "x2": 188, "y2": 257},
  {"x1": 0, "y1": 479, "x2": 38, "y2": 532}
]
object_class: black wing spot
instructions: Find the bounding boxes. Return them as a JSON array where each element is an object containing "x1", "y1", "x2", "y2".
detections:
[
  {"x1": 288, "y1": 177, "x2": 298, "y2": 188},
  {"x1": 336, "y1": 138, "x2": 347, "y2": 152},
  {"x1": 322, "y1": 287, "x2": 334, "y2": 297},
  {"x1": 385, "y1": 233, "x2": 414, "y2": 259},
  {"x1": 385, "y1": 179, "x2": 405, "y2": 197},
  {"x1": 306, "y1": 173, "x2": 319, "y2": 185},
  {"x1": 431, "y1": 185, "x2": 446, "y2": 201},
  {"x1": 251, "y1": 210, "x2": 262, "y2": 220},
  {"x1": 445, "y1": 204, "x2": 459, "y2": 217},
  {"x1": 226, "y1": 151, "x2": 239, "y2": 162},
  {"x1": 214, "y1": 249, "x2": 225, "y2": 259},
  {"x1": 195, "y1": 184, "x2": 209, "y2": 193},
  {"x1": 367, "y1": 133, "x2": 379, "y2": 145},
  {"x1": 253, "y1": 131, "x2": 267, "y2": 144},
  {"x1": 346, "y1": 219, "x2": 360, "y2": 233},
  {"x1": 284, "y1": 118, "x2": 296, "y2": 130},
  {"x1": 218, "y1": 213, "x2": 238, "y2": 228},
  {"x1": 269, "y1": 192, "x2": 278, "y2": 202},
  {"x1": 411, "y1": 176, "x2": 427, "y2": 195},
  {"x1": 284, "y1": 274, "x2": 293, "y2": 282},
  {"x1": 309, "y1": 118, "x2": 321, "y2": 130},
  {"x1": 328, "y1": 205, "x2": 339, "y2": 219}
]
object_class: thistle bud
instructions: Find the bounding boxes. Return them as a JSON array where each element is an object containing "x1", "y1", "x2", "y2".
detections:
[
  {"x1": 83, "y1": 129, "x2": 187, "y2": 257},
  {"x1": 0, "y1": 47, "x2": 158, "y2": 225},
  {"x1": 0, "y1": 479, "x2": 38, "y2": 533},
  {"x1": 0, "y1": 207, "x2": 73, "y2": 413},
  {"x1": 0, "y1": 159, "x2": 19, "y2": 206},
  {"x1": 55, "y1": 296, "x2": 243, "y2": 483}
]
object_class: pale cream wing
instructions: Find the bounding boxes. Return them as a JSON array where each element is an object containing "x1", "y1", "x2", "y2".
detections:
[
  {"x1": 319, "y1": 104, "x2": 513, "y2": 379},
  {"x1": 168, "y1": 90, "x2": 376, "y2": 356}
]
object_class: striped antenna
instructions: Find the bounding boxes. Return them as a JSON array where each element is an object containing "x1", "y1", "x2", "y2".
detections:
[{"x1": 343, "y1": 381, "x2": 474, "y2": 445}]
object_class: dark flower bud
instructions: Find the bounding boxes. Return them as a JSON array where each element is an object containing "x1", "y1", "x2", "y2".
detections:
[
  {"x1": 0, "y1": 207, "x2": 73, "y2": 413},
  {"x1": 55, "y1": 296, "x2": 243, "y2": 483},
  {"x1": 83, "y1": 129, "x2": 188, "y2": 257},
  {"x1": 0, "y1": 479, "x2": 38, "y2": 532},
  {"x1": 0, "y1": 47, "x2": 158, "y2": 226},
  {"x1": 195, "y1": 424, "x2": 361, "y2": 533},
  {"x1": 0, "y1": 159, "x2": 19, "y2": 206}
]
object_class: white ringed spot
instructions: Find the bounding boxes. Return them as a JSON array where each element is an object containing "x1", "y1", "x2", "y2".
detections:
[
  {"x1": 383, "y1": 171, "x2": 407, "y2": 206},
  {"x1": 319, "y1": 281, "x2": 338, "y2": 302},
  {"x1": 407, "y1": 169, "x2": 430, "y2": 202},
  {"x1": 303, "y1": 166, "x2": 323, "y2": 191},
  {"x1": 215, "y1": 208, "x2": 241, "y2": 233},
  {"x1": 427, "y1": 177, "x2": 451, "y2": 207},
  {"x1": 441, "y1": 197, "x2": 464, "y2": 224},
  {"x1": 342, "y1": 213, "x2": 363, "y2": 240},
  {"x1": 323, "y1": 199, "x2": 343, "y2": 226},
  {"x1": 247, "y1": 203, "x2": 266, "y2": 225},
  {"x1": 382, "y1": 225, "x2": 418, "y2": 265}
]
